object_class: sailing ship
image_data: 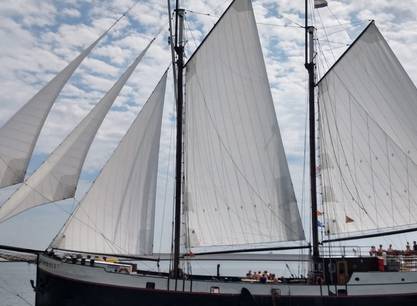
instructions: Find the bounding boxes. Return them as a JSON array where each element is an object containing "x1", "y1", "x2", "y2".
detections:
[{"x1": 1, "y1": 0, "x2": 417, "y2": 305}]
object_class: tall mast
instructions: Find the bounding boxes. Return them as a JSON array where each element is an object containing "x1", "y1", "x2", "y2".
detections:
[
  {"x1": 305, "y1": 0, "x2": 320, "y2": 261},
  {"x1": 173, "y1": 0, "x2": 185, "y2": 281}
]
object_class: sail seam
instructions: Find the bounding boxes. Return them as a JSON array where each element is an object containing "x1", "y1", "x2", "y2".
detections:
[{"x1": 190, "y1": 73, "x2": 303, "y2": 239}]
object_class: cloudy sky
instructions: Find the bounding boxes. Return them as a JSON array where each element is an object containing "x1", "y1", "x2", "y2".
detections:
[{"x1": 0, "y1": 0, "x2": 416, "y2": 253}]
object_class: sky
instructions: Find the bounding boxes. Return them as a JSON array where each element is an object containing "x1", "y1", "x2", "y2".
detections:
[{"x1": 0, "y1": 0, "x2": 417, "y2": 254}]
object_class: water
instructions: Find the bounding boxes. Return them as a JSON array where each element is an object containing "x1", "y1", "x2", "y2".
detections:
[{"x1": 0, "y1": 262, "x2": 36, "y2": 306}]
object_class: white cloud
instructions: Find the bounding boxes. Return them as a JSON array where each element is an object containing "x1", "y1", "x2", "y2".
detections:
[
  {"x1": 62, "y1": 8, "x2": 81, "y2": 18},
  {"x1": 0, "y1": 0, "x2": 57, "y2": 27}
]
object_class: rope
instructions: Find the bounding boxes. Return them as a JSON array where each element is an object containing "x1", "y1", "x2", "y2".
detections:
[
  {"x1": 158, "y1": 89, "x2": 175, "y2": 256},
  {"x1": 191, "y1": 73, "x2": 303, "y2": 239},
  {"x1": 326, "y1": 6, "x2": 353, "y2": 40},
  {"x1": 0, "y1": 279, "x2": 33, "y2": 306},
  {"x1": 106, "y1": 0, "x2": 142, "y2": 33},
  {"x1": 184, "y1": 8, "x2": 304, "y2": 29}
]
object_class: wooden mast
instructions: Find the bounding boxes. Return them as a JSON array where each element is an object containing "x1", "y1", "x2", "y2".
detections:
[
  {"x1": 172, "y1": 0, "x2": 185, "y2": 283},
  {"x1": 305, "y1": 0, "x2": 320, "y2": 262}
]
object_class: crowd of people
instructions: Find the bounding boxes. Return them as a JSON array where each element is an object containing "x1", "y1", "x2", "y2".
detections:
[
  {"x1": 245, "y1": 270, "x2": 280, "y2": 283},
  {"x1": 369, "y1": 241, "x2": 417, "y2": 256}
]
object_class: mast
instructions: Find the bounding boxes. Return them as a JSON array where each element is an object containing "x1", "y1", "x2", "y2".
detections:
[
  {"x1": 305, "y1": 0, "x2": 320, "y2": 261},
  {"x1": 173, "y1": 0, "x2": 185, "y2": 281}
]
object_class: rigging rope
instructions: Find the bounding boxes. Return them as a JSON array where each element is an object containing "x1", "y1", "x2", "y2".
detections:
[
  {"x1": 0, "y1": 278, "x2": 33, "y2": 306},
  {"x1": 158, "y1": 84, "x2": 176, "y2": 256},
  {"x1": 319, "y1": 61, "x2": 417, "y2": 237},
  {"x1": 184, "y1": 8, "x2": 304, "y2": 29},
  {"x1": 326, "y1": 6, "x2": 353, "y2": 40},
  {"x1": 191, "y1": 72, "x2": 303, "y2": 239}
]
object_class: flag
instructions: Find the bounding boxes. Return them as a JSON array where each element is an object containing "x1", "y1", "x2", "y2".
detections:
[
  {"x1": 345, "y1": 215, "x2": 354, "y2": 223},
  {"x1": 314, "y1": 0, "x2": 328, "y2": 9}
]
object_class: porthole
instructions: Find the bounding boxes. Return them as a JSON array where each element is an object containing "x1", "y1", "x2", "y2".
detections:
[{"x1": 355, "y1": 277, "x2": 360, "y2": 281}]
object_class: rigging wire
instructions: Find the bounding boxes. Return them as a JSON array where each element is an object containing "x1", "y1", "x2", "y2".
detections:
[
  {"x1": 184, "y1": 18, "x2": 199, "y2": 50},
  {"x1": 321, "y1": 40, "x2": 349, "y2": 46},
  {"x1": 316, "y1": 9, "x2": 336, "y2": 61},
  {"x1": 326, "y1": 5, "x2": 353, "y2": 40},
  {"x1": 167, "y1": 1, "x2": 178, "y2": 103},
  {"x1": 191, "y1": 71, "x2": 304, "y2": 239},
  {"x1": 298, "y1": 70, "x2": 310, "y2": 277},
  {"x1": 0, "y1": 23, "x2": 169, "y2": 257},
  {"x1": 0, "y1": 279, "x2": 33, "y2": 306},
  {"x1": 184, "y1": 8, "x2": 305, "y2": 29},
  {"x1": 316, "y1": 21, "x2": 365, "y2": 39},
  {"x1": 106, "y1": 0, "x2": 141, "y2": 33},
  {"x1": 185, "y1": 9, "x2": 214, "y2": 17},
  {"x1": 317, "y1": 21, "x2": 363, "y2": 29},
  {"x1": 316, "y1": 65, "x2": 416, "y2": 238},
  {"x1": 312, "y1": 1, "x2": 367, "y2": 243},
  {"x1": 158, "y1": 99, "x2": 176, "y2": 256},
  {"x1": 320, "y1": 71, "x2": 417, "y2": 231},
  {"x1": 212, "y1": 0, "x2": 231, "y2": 16},
  {"x1": 0, "y1": 0, "x2": 159, "y2": 202},
  {"x1": 256, "y1": 22, "x2": 303, "y2": 29}
]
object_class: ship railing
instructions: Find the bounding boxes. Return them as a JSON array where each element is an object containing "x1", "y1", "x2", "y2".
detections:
[
  {"x1": 318, "y1": 245, "x2": 417, "y2": 259},
  {"x1": 319, "y1": 245, "x2": 365, "y2": 257},
  {"x1": 385, "y1": 255, "x2": 417, "y2": 272}
]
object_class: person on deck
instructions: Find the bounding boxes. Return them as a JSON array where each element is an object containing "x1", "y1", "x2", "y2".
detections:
[
  {"x1": 377, "y1": 245, "x2": 384, "y2": 256},
  {"x1": 405, "y1": 242, "x2": 412, "y2": 255},
  {"x1": 369, "y1": 246, "x2": 377, "y2": 256},
  {"x1": 259, "y1": 273, "x2": 267, "y2": 284}
]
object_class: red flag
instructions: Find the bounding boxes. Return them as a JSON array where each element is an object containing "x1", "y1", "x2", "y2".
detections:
[{"x1": 345, "y1": 215, "x2": 354, "y2": 223}]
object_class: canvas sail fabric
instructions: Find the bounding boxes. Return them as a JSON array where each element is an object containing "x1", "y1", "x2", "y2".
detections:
[
  {"x1": 51, "y1": 71, "x2": 167, "y2": 256},
  {"x1": 0, "y1": 41, "x2": 154, "y2": 223},
  {"x1": 0, "y1": 32, "x2": 106, "y2": 189},
  {"x1": 319, "y1": 23, "x2": 417, "y2": 237},
  {"x1": 184, "y1": 0, "x2": 305, "y2": 248}
]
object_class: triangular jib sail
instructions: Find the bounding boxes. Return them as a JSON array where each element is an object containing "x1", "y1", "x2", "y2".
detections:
[
  {"x1": 319, "y1": 22, "x2": 417, "y2": 238},
  {"x1": 0, "y1": 32, "x2": 106, "y2": 189},
  {"x1": 0, "y1": 40, "x2": 154, "y2": 223},
  {"x1": 184, "y1": 0, "x2": 305, "y2": 248},
  {"x1": 51, "y1": 71, "x2": 168, "y2": 256}
]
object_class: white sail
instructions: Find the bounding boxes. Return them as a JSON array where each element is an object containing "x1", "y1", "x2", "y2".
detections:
[
  {"x1": 51, "y1": 71, "x2": 167, "y2": 256},
  {"x1": 184, "y1": 0, "x2": 305, "y2": 248},
  {"x1": 0, "y1": 33, "x2": 106, "y2": 189},
  {"x1": 0, "y1": 41, "x2": 154, "y2": 223},
  {"x1": 319, "y1": 23, "x2": 417, "y2": 237}
]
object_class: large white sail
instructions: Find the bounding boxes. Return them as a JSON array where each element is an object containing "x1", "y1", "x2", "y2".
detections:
[
  {"x1": 184, "y1": 0, "x2": 305, "y2": 248},
  {"x1": 319, "y1": 23, "x2": 417, "y2": 238},
  {"x1": 0, "y1": 41, "x2": 154, "y2": 223},
  {"x1": 0, "y1": 32, "x2": 106, "y2": 189},
  {"x1": 51, "y1": 71, "x2": 167, "y2": 256}
]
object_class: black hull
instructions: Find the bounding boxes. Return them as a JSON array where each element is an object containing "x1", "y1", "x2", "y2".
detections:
[{"x1": 36, "y1": 267, "x2": 417, "y2": 306}]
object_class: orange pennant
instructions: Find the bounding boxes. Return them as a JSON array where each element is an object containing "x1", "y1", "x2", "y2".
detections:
[{"x1": 345, "y1": 215, "x2": 354, "y2": 223}]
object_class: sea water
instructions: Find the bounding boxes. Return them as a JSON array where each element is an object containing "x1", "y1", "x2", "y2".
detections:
[
  {"x1": 0, "y1": 260, "x2": 306, "y2": 305},
  {"x1": 0, "y1": 262, "x2": 36, "y2": 306}
]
